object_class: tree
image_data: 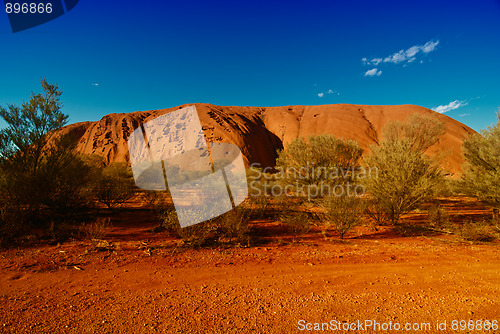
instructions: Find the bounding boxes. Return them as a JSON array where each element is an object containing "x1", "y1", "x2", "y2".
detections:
[
  {"x1": 92, "y1": 163, "x2": 135, "y2": 209},
  {"x1": 275, "y1": 134, "x2": 363, "y2": 200},
  {"x1": 461, "y1": 112, "x2": 500, "y2": 209},
  {"x1": 0, "y1": 79, "x2": 67, "y2": 172},
  {"x1": 363, "y1": 114, "x2": 445, "y2": 225},
  {"x1": 0, "y1": 80, "x2": 99, "y2": 246},
  {"x1": 0, "y1": 79, "x2": 69, "y2": 215},
  {"x1": 383, "y1": 113, "x2": 445, "y2": 152}
]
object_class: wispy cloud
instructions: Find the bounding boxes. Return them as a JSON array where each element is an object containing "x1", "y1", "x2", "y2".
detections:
[
  {"x1": 91, "y1": 83, "x2": 100, "y2": 86},
  {"x1": 432, "y1": 100, "x2": 468, "y2": 114},
  {"x1": 318, "y1": 92, "x2": 324, "y2": 98},
  {"x1": 362, "y1": 40, "x2": 439, "y2": 67},
  {"x1": 364, "y1": 68, "x2": 382, "y2": 77},
  {"x1": 458, "y1": 113, "x2": 471, "y2": 117}
]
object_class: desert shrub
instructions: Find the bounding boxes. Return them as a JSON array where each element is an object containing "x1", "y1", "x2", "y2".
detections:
[
  {"x1": 146, "y1": 187, "x2": 252, "y2": 247},
  {"x1": 320, "y1": 194, "x2": 366, "y2": 239},
  {"x1": 363, "y1": 114, "x2": 445, "y2": 225},
  {"x1": 457, "y1": 220, "x2": 498, "y2": 243},
  {"x1": 142, "y1": 190, "x2": 181, "y2": 232},
  {"x1": 141, "y1": 167, "x2": 271, "y2": 247},
  {"x1": 0, "y1": 134, "x2": 93, "y2": 223},
  {"x1": 175, "y1": 205, "x2": 253, "y2": 247},
  {"x1": 36, "y1": 134, "x2": 95, "y2": 210},
  {"x1": 157, "y1": 201, "x2": 178, "y2": 232},
  {"x1": 461, "y1": 112, "x2": 500, "y2": 210},
  {"x1": 427, "y1": 204, "x2": 450, "y2": 229},
  {"x1": 216, "y1": 206, "x2": 252, "y2": 246},
  {"x1": 276, "y1": 196, "x2": 310, "y2": 239},
  {"x1": 143, "y1": 188, "x2": 213, "y2": 244},
  {"x1": 141, "y1": 190, "x2": 163, "y2": 209},
  {"x1": 176, "y1": 220, "x2": 217, "y2": 248},
  {"x1": 275, "y1": 134, "x2": 363, "y2": 201},
  {"x1": 92, "y1": 163, "x2": 135, "y2": 209},
  {"x1": 80, "y1": 217, "x2": 111, "y2": 240}
]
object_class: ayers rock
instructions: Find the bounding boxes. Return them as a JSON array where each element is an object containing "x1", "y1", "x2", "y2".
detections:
[{"x1": 53, "y1": 103, "x2": 476, "y2": 176}]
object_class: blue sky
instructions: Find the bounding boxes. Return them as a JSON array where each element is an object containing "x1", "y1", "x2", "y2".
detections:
[{"x1": 0, "y1": 0, "x2": 499, "y2": 131}]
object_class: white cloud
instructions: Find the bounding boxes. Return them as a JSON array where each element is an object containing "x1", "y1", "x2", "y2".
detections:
[
  {"x1": 363, "y1": 40, "x2": 439, "y2": 66},
  {"x1": 91, "y1": 83, "x2": 100, "y2": 86},
  {"x1": 432, "y1": 100, "x2": 468, "y2": 114},
  {"x1": 317, "y1": 89, "x2": 340, "y2": 97},
  {"x1": 421, "y1": 40, "x2": 440, "y2": 53},
  {"x1": 364, "y1": 68, "x2": 382, "y2": 77},
  {"x1": 405, "y1": 45, "x2": 420, "y2": 58},
  {"x1": 384, "y1": 51, "x2": 407, "y2": 64}
]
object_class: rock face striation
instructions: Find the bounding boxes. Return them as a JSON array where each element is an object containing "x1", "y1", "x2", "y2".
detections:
[{"x1": 51, "y1": 103, "x2": 475, "y2": 175}]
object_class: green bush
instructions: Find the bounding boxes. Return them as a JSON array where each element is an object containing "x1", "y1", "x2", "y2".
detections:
[
  {"x1": 320, "y1": 194, "x2": 366, "y2": 239},
  {"x1": 275, "y1": 134, "x2": 363, "y2": 201},
  {"x1": 176, "y1": 221, "x2": 216, "y2": 248},
  {"x1": 175, "y1": 206, "x2": 252, "y2": 247},
  {"x1": 461, "y1": 112, "x2": 500, "y2": 209},
  {"x1": 363, "y1": 114, "x2": 445, "y2": 225},
  {"x1": 0, "y1": 134, "x2": 93, "y2": 217},
  {"x1": 216, "y1": 206, "x2": 252, "y2": 246},
  {"x1": 79, "y1": 217, "x2": 111, "y2": 240},
  {"x1": 91, "y1": 162, "x2": 135, "y2": 209},
  {"x1": 37, "y1": 134, "x2": 95, "y2": 210},
  {"x1": 457, "y1": 220, "x2": 498, "y2": 243}
]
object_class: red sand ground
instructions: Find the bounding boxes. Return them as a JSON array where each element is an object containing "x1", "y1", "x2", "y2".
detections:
[{"x1": 1, "y1": 197, "x2": 499, "y2": 334}]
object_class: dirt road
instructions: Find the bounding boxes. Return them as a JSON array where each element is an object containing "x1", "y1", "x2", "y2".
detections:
[{"x1": 1, "y1": 234, "x2": 499, "y2": 333}]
